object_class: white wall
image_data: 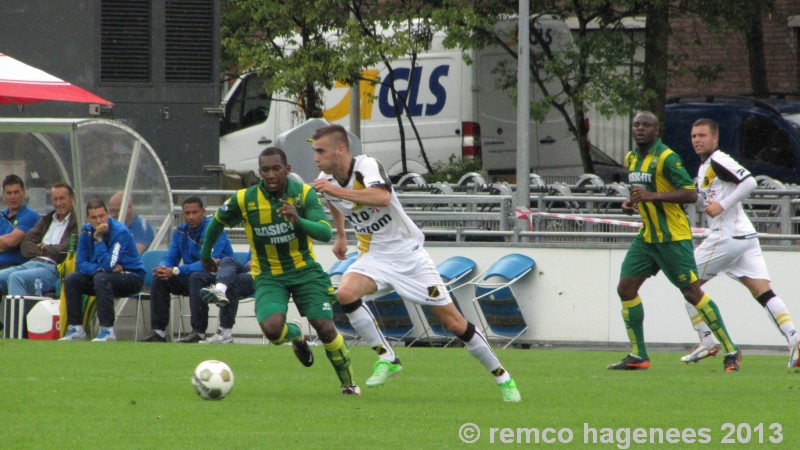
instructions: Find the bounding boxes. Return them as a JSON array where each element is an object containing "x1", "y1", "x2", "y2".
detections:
[{"x1": 295, "y1": 243, "x2": 798, "y2": 349}]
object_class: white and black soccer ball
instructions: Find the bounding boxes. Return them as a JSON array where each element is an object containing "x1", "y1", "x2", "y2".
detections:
[{"x1": 192, "y1": 360, "x2": 234, "y2": 400}]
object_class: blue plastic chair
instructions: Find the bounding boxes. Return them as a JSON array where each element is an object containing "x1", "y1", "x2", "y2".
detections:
[
  {"x1": 232, "y1": 251, "x2": 251, "y2": 266},
  {"x1": 327, "y1": 253, "x2": 360, "y2": 342},
  {"x1": 420, "y1": 256, "x2": 476, "y2": 345},
  {"x1": 367, "y1": 290, "x2": 417, "y2": 344},
  {"x1": 470, "y1": 254, "x2": 535, "y2": 348}
]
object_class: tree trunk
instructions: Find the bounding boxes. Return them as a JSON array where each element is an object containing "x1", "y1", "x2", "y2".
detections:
[
  {"x1": 745, "y1": 6, "x2": 769, "y2": 96},
  {"x1": 643, "y1": 0, "x2": 670, "y2": 122}
]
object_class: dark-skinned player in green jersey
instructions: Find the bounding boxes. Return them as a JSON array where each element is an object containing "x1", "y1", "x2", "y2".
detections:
[
  {"x1": 200, "y1": 147, "x2": 360, "y2": 395},
  {"x1": 609, "y1": 111, "x2": 741, "y2": 372}
]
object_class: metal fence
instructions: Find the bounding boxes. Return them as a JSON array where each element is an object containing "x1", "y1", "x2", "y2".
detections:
[{"x1": 170, "y1": 174, "x2": 800, "y2": 251}]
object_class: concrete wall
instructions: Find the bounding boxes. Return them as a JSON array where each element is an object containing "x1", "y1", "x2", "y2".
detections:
[{"x1": 160, "y1": 242, "x2": 800, "y2": 349}]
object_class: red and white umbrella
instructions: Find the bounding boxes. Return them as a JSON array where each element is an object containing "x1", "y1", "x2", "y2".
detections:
[{"x1": 0, "y1": 53, "x2": 112, "y2": 105}]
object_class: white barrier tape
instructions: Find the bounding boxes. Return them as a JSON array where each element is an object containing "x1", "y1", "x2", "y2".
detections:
[{"x1": 530, "y1": 211, "x2": 712, "y2": 233}]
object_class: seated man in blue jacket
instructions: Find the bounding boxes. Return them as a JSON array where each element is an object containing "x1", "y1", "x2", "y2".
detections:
[
  {"x1": 143, "y1": 196, "x2": 233, "y2": 343},
  {"x1": 60, "y1": 199, "x2": 145, "y2": 341}
]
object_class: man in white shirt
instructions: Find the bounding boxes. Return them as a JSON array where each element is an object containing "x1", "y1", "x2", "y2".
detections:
[
  {"x1": 681, "y1": 118, "x2": 800, "y2": 368},
  {"x1": 312, "y1": 124, "x2": 521, "y2": 402},
  {"x1": 0, "y1": 182, "x2": 78, "y2": 297}
]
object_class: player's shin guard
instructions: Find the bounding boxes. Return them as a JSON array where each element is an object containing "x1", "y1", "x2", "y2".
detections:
[
  {"x1": 324, "y1": 333, "x2": 355, "y2": 387},
  {"x1": 342, "y1": 299, "x2": 396, "y2": 361},
  {"x1": 622, "y1": 296, "x2": 646, "y2": 358},
  {"x1": 458, "y1": 322, "x2": 510, "y2": 382},
  {"x1": 684, "y1": 302, "x2": 716, "y2": 346},
  {"x1": 269, "y1": 322, "x2": 302, "y2": 345},
  {"x1": 695, "y1": 294, "x2": 737, "y2": 354}
]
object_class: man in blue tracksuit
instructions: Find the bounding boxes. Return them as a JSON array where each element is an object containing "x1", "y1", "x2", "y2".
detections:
[
  {"x1": 143, "y1": 196, "x2": 233, "y2": 343},
  {"x1": 60, "y1": 199, "x2": 145, "y2": 341}
]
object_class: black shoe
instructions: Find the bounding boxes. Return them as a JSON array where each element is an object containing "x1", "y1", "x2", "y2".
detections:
[
  {"x1": 178, "y1": 331, "x2": 204, "y2": 343},
  {"x1": 607, "y1": 354, "x2": 650, "y2": 370},
  {"x1": 292, "y1": 335, "x2": 314, "y2": 367},
  {"x1": 724, "y1": 349, "x2": 742, "y2": 372},
  {"x1": 0, "y1": 320, "x2": 3, "y2": 332},
  {"x1": 142, "y1": 332, "x2": 167, "y2": 342}
]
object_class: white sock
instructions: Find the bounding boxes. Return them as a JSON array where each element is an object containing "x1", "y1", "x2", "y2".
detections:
[
  {"x1": 103, "y1": 327, "x2": 115, "y2": 337},
  {"x1": 154, "y1": 329, "x2": 166, "y2": 338},
  {"x1": 220, "y1": 327, "x2": 232, "y2": 339},
  {"x1": 73, "y1": 325, "x2": 85, "y2": 333},
  {"x1": 764, "y1": 296, "x2": 797, "y2": 344},
  {"x1": 684, "y1": 302, "x2": 717, "y2": 346},
  {"x1": 462, "y1": 327, "x2": 508, "y2": 381},
  {"x1": 346, "y1": 302, "x2": 396, "y2": 361},
  {"x1": 215, "y1": 283, "x2": 228, "y2": 294}
]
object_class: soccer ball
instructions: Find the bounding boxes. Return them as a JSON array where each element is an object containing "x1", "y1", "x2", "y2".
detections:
[{"x1": 192, "y1": 360, "x2": 234, "y2": 400}]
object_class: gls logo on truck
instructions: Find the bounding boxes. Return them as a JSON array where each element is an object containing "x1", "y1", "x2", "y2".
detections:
[{"x1": 323, "y1": 65, "x2": 449, "y2": 121}]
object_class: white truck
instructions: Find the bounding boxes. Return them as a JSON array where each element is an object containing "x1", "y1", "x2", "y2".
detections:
[{"x1": 218, "y1": 16, "x2": 621, "y2": 184}]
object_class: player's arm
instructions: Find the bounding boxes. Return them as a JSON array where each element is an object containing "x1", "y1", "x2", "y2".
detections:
[
  {"x1": 313, "y1": 178, "x2": 390, "y2": 207},
  {"x1": 200, "y1": 218, "x2": 223, "y2": 257},
  {"x1": 706, "y1": 175, "x2": 756, "y2": 218},
  {"x1": 328, "y1": 203, "x2": 348, "y2": 260},
  {"x1": 632, "y1": 152, "x2": 698, "y2": 204},
  {"x1": 290, "y1": 188, "x2": 333, "y2": 242},
  {"x1": 631, "y1": 185, "x2": 697, "y2": 205}
]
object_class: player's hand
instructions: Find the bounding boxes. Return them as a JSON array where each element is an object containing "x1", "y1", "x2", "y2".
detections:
[
  {"x1": 332, "y1": 238, "x2": 348, "y2": 260},
  {"x1": 112, "y1": 264, "x2": 123, "y2": 273},
  {"x1": 704, "y1": 202, "x2": 724, "y2": 218},
  {"x1": 202, "y1": 257, "x2": 218, "y2": 273},
  {"x1": 621, "y1": 199, "x2": 637, "y2": 216},
  {"x1": 629, "y1": 185, "x2": 653, "y2": 203},
  {"x1": 313, "y1": 178, "x2": 335, "y2": 196},
  {"x1": 278, "y1": 199, "x2": 298, "y2": 224}
]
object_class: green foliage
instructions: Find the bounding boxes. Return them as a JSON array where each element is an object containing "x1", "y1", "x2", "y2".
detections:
[
  {"x1": 424, "y1": 154, "x2": 482, "y2": 183},
  {"x1": 3, "y1": 340, "x2": 799, "y2": 449}
]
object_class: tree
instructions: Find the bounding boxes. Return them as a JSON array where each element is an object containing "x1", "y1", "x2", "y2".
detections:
[
  {"x1": 221, "y1": 0, "x2": 354, "y2": 118},
  {"x1": 221, "y1": 0, "x2": 443, "y2": 174},
  {"x1": 643, "y1": 0, "x2": 670, "y2": 119},
  {"x1": 434, "y1": 0, "x2": 654, "y2": 175},
  {"x1": 343, "y1": 1, "x2": 442, "y2": 174}
]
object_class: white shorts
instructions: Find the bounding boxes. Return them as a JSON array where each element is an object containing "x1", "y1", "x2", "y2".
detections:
[
  {"x1": 348, "y1": 247, "x2": 452, "y2": 306},
  {"x1": 694, "y1": 235, "x2": 770, "y2": 281}
]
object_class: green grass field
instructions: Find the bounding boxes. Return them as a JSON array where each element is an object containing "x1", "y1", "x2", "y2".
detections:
[{"x1": 2, "y1": 339, "x2": 798, "y2": 449}]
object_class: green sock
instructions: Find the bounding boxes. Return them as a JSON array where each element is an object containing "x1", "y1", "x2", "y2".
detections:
[
  {"x1": 695, "y1": 294, "x2": 737, "y2": 354},
  {"x1": 622, "y1": 296, "x2": 647, "y2": 358},
  {"x1": 324, "y1": 334, "x2": 354, "y2": 387},
  {"x1": 269, "y1": 322, "x2": 302, "y2": 345}
]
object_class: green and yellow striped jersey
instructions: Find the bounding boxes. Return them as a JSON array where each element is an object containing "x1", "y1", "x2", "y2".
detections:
[
  {"x1": 213, "y1": 179, "x2": 332, "y2": 277},
  {"x1": 625, "y1": 138, "x2": 696, "y2": 243}
]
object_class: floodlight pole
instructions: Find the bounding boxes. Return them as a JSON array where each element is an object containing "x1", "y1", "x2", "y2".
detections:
[
  {"x1": 515, "y1": 0, "x2": 532, "y2": 235},
  {"x1": 350, "y1": 11, "x2": 361, "y2": 138}
]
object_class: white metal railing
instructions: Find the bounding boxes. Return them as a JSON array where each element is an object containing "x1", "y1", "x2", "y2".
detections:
[{"x1": 170, "y1": 183, "x2": 800, "y2": 250}]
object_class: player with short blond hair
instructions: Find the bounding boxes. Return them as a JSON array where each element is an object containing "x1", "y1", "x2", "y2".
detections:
[{"x1": 311, "y1": 124, "x2": 521, "y2": 402}]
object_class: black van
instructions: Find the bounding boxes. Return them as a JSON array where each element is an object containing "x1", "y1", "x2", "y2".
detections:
[{"x1": 664, "y1": 95, "x2": 800, "y2": 183}]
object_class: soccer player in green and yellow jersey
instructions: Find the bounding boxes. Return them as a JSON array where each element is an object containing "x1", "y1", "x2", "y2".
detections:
[
  {"x1": 200, "y1": 147, "x2": 360, "y2": 395},
  {"x1": 608, "y1": 111, "x2": 741, "y2": 372}
]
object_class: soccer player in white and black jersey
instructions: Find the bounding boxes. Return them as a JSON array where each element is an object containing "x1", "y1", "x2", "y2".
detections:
[
  {"x1": 682, "y1": 118, "x2": 800, "y2": 367},
  {"x1": 311, "y1": 124, "x2": 521, "y2": 402}
]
